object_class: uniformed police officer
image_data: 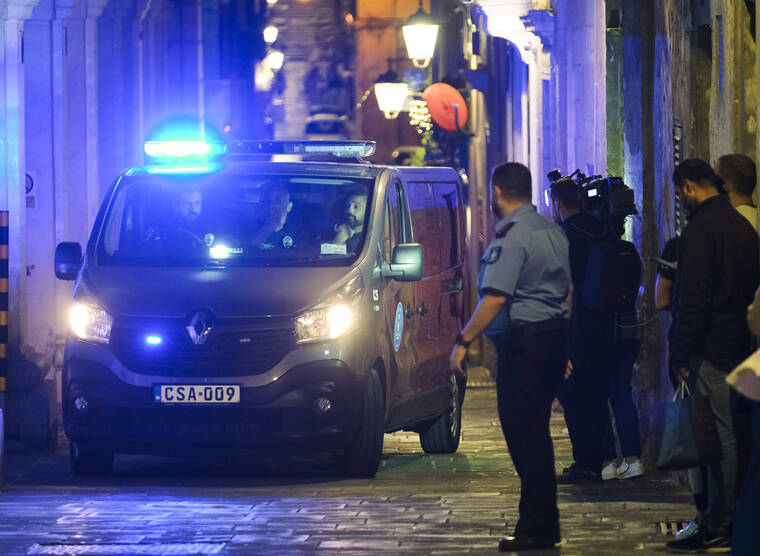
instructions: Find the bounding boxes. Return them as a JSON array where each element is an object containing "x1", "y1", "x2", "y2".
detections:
[{"x1": 450, "y1": 162, "x2": 571, "y2": 552}]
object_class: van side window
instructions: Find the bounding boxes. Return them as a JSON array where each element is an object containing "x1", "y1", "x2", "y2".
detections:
[
  {"x1": 394, "y1": 182, "x2": 411, "y2": 243},
  {"x1": 383, "y1": 199, "x2": 394, "y2": 261},
  {"x1": 405, "y1": 181, "x2": 460, "y2": 275},
  {"x1": 384, "y1": 181, "x2": 402, "y2": 261},
  {"x1": 434, "y1": 182, "x2": 462, "y2": 268}
]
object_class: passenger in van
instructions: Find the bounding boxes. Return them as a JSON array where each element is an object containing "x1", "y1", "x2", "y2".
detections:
[
  {"x1": 248, "y1": 183, "x2": 302, "y2": 250},
  {"x1": 332, "y1": 187, "x2": 367, "y2": 252},
  {"x1": 144, "y1": 187, "x2": 217, "y2": 249}
]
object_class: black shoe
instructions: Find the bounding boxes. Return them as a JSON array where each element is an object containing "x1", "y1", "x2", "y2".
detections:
[
  {"x1": 666, "y1": 524, "x2": 731, "y2": 553},
  {"x1": 498, "y1": 535, "x2": 559, "y2": 551},
  {"x1": 556, "y1": 463, "x2": 602, "y2": 484}
]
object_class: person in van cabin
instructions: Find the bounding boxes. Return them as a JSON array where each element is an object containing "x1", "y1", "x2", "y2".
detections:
[
  {"x1": 333, "y1": 188, "x2": 368, "y2": 252},
  {"x1": 144, "y1": 186, "x2": 216, "y2": 248},
  {"x1": 248, "y1": 183, "x2": 296, "y2": 249}
]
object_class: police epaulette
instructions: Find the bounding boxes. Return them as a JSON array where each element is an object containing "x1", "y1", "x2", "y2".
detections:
[{"x1": 495, "y1": 222, "x2": 515, "y2": 238}]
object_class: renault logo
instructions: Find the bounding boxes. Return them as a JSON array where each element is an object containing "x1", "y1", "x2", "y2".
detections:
[{"x1": 186, "y1": 311, "x2": 213, "y2": 345}]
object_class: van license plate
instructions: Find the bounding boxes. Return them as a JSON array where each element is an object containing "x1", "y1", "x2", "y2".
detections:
[{"x1": 154, "y1": 385, "x2": 240, "y2": 404}]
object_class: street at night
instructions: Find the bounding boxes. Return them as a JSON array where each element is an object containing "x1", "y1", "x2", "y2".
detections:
[
  {"x1": 1, "y1": 372, "x2": 693, "y2": 555},
  {"x1": 2, "y1": 0, "x2": 760, "y2": 553}
]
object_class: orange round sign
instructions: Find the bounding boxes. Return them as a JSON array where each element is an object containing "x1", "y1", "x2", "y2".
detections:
[{"x1": 421, "y1": 83, "x2": 468, "y2": 131}]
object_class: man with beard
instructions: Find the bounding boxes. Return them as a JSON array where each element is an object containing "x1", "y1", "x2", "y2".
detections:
[
  {"x1": 449, "y1": 163, "x2": 571, "y2": 551},
  {"x1": 146, "y1": 187, "x2": 217, "y2": 250},
  {"x1": 667, "y1": 158, "x2": 758, "y2": 553},
  {"x1": 333, "y1": 188, "x2": 367, "y2": 252}
]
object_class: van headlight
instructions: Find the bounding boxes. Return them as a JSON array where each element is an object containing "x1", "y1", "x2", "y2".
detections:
[
  {"x1": 69, "y1": 303, "x2": 113, "y2": 344},
  {"x1": 295, "y1": 275, "x2": 363, "y2": 344},
  {"x1": 295, "y1": 304, "x2": 353, "y2": 344}
]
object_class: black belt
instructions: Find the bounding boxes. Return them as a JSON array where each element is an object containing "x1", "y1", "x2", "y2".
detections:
[{"x1": 510, "y1": 318, "x2": 569, "y2": 337}]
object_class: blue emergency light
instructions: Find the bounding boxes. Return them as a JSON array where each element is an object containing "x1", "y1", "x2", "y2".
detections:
[
  {"x1": 145, "y1": 335, "x2": 162, "y2": 346},
  {"x1": 144, "y1": 140, "x2": 227, "y2": 160},
  {"x1": 145, "y1": 164, "x2": 219, "y2": 175},
  {"x1": 226, "y1": 140, "x2": 376, "y2": 159}
]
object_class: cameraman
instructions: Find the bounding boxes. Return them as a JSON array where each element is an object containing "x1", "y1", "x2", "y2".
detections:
[{"x1": 549, "y1": 178, "x2": 643, "y2": 483}]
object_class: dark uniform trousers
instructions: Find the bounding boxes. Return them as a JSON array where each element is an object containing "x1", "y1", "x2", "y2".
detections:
[
  {"x1": 493, "y1": 320, "x2": 569, "y2": 539},
  {"x1": 557, "y1": 305, "x2": 616, "y2": 473}
]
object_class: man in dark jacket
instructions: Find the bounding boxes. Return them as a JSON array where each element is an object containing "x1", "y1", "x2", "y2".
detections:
[
  {"x1": 550, "y1": 178, "x2": 643, "y2": 483},
  {"x1": 667, "y1": 159, "x2": 758, "y2": 553},
  {"x1": 549, "y1": 178, "x2": 610, "y2": 483}
]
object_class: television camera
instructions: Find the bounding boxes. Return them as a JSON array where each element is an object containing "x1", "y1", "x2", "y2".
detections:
[{"x1": 546, "y1": 168, "x2": 638, "y2": 224}]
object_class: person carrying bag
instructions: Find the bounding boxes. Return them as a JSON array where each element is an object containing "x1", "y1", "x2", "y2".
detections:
[{"x1": 656, "y1": 381, "x2": 722, "y2": 471}]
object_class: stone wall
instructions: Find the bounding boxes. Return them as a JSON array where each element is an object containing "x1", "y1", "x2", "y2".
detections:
[
  {"x1": 552, "y1": 0, "x2": 607, "y2": 176},
  {"x1": 4, "y1": 0, "x2": 264, "y2": 451}
]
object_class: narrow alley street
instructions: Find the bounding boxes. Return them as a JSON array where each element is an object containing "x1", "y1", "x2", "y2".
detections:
[{"x1": 1, "y1": 375, "x2": 693, "y2": 555}]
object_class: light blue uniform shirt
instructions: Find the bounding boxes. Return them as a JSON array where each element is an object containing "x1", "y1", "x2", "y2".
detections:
[{"x1": 477, "y1": 204, "x2": 571, "y2": 334}]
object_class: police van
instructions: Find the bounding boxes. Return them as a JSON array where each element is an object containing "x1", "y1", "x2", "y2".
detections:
[{"x1": 55, "y1": 139, "x2": 469, "y2": 476}]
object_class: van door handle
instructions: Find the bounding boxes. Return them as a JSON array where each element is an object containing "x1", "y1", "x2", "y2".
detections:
[
  {"x1": 416, "y1": 303, "x2": 428, "y2": 316},
  {"x1": 441, "y1": 278, "x2": 463, "y2": 293}
]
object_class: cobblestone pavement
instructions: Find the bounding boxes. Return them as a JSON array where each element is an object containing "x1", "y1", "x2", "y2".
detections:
[{"x1": 1, "y1": 375, "x2": 693, "y2": 555}]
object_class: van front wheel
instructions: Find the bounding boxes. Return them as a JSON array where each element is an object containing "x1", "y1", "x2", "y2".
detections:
[
  {"x1": 419, "y1": 374, "x2": 462, "y2": 454},
  {"x1": 340, "y1": 369, "x2": 384, "y2": 477}
]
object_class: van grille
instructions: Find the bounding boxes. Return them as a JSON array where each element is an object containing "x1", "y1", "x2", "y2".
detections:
[{"x1": 109, "y1": 320, "x2": 295, "y2": 377}]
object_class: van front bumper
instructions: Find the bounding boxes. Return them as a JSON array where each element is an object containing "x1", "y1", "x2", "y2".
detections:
[{"x1": 63, "y1": 357, "x2": 367, "y2": 457}]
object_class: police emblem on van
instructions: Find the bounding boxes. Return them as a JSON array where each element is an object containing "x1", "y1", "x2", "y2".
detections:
[
  {"x1": 393, "y1": 302, "x2": 404, "y2": 351},
  {"x1": 186, "y1": 311, "x2": 213, "y2": 345}
]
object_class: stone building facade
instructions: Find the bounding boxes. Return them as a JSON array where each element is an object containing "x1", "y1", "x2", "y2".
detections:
[{"x1": 480, "y1": 0, "x2": 760, "y2": 461}]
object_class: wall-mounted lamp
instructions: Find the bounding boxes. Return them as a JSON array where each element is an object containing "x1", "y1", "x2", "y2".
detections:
[
  {"x1": 374, "y1": 61, "x2": 409, "y2": 119},
  {"x1": 402, "y1": 0, "x2": 439, "y2": 69}
]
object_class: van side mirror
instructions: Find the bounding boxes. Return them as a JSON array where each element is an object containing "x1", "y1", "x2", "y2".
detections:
[
  {"x1": 55, "y1": 242, "x2": 83, "y2": 280},
  {"x1": 383, "y1": 243, "x2": 423, "y2": 282}
]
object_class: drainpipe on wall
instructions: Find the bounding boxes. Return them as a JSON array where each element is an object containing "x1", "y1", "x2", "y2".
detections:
[{"x1": 136, "y1": 0, "x2": 153, "y2": 152}]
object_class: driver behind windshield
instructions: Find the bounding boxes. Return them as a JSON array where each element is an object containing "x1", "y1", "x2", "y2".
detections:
[
  {"x1": 144, "y1": 187, "x2": 218, "y2": 249},
  {"x1": 332, "y1": 188, "x2": 368, "y2": 253}
]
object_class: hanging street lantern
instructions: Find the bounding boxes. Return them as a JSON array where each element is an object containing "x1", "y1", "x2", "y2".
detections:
[
  {"x1": 266, "y1": 50, "x2": 285, "y2": 71},
  {"x1": 263, "y1": 25, "x2": 278, "y2": 44},
  {"x1": 402, "y1": 0, "x2": 439, "y2": 69},
  {"x1": 374, "y1": 63, "x2": 409, "y2": 119}
]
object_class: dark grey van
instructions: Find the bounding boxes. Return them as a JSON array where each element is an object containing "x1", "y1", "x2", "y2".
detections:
[{"x1": 55, "y1": 141, "x2": 469, "y2": 477}]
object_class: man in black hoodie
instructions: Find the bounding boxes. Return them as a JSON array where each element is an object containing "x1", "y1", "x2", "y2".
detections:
[{"x1": 667, "y1": 159, "x2": 758, "y2": 553}]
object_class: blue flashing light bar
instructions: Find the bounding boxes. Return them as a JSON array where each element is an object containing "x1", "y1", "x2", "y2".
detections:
[
  {"x1": 145, "y1": 335, "x2": 162, "y2": 346},
  {"x1": 227, "y1": 141, "x2": 376, "y2": 159},
  {"x1": 144, "y1": 140, "x2": 227, "y2": 160},
  {"x1": 145, "y1": 164, "x2": 221, "y2": 175}
]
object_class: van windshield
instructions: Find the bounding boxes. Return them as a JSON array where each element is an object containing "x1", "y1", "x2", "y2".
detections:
[{"x1": 96, "y1": 173, "x2": 374, "y2": 267}]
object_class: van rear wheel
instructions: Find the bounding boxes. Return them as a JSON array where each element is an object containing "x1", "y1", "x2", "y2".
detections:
[
  {"x1": 419, "y1": 374, "x2": 462, "y2": 454},
  {"x1": 70, "y1": 441, "x2": 114, "y2": 476},
  {"x1": 340, "y1": 369, "x2": 384, "y2": 477}
]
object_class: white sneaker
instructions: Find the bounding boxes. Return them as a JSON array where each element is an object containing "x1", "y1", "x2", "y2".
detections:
[
  {"x1": 601, "y1": 462, "x2": 618, "y2": 480},
  {"x1": 616, "y1": 460, "x2": 644, "y2": 479},
  {"x1": 674, "y1": 520, "x2": 701, "y2": 540}
]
